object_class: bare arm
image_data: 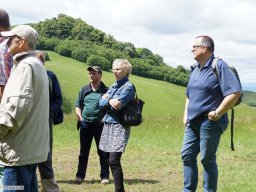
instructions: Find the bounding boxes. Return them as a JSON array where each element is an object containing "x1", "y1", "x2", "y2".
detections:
[
  {"x1": 75, "y1": 107, "x2": 82, "y2": 121},
  {"x1": 207, "y1": 92, "x2": 242, "y2": 121}
]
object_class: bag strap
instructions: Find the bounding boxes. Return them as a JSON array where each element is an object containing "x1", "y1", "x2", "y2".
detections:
[
  {"x1": 230, "y1": 108, "x2": 235, "y2": 151},
  {"x1": 212, "y1": 57, "x2": 220, "y2": 79},
  {"x1": 213, "y1": 57, "x2": 235, "y2": 151},
  {"x1": 132, "y1": 84, "x2": 138, "y2": 99},
  {"x1": 121, "y1": 81, "x2": 137, "y2": 99}
]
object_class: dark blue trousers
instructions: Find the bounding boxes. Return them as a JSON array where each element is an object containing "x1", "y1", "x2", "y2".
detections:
[{"x1": 38, "y1": 117, "x2": 54, "y2": 179}]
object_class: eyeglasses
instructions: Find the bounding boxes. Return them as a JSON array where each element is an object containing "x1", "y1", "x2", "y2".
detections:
[
  {"x1": 112, "y1": 68, "x2": 122, "y2": 72},
  {"x1": 192, "y1": 45, "x2": 203, "y2": 50}
]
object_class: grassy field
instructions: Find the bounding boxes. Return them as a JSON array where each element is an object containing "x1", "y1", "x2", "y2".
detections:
[{"x1": 44, "y1": 51, "x2": 256, "y2": 192}]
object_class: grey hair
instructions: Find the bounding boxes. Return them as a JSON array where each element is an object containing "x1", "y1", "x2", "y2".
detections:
[
  {"x1": 36, "y1": 50, "x2": 46, "y2": 63},
  {"x1": 196, "y1": 35, "x2": 214, "y2": 52},
  {"x1": 112, "y1": 59, "x2": 132, "y2": 77}
]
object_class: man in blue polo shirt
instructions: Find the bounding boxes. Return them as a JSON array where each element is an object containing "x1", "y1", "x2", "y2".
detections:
[
  {"x1": 181, "y1": 35, "x2": 242, "y2": 192},
  {"x1": 74, "y1": 66, "x2": 109, "y2": 185}
]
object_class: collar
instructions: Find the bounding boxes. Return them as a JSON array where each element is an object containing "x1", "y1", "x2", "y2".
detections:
[
  {"x1": 113, "y1": 77, "x2": 129, "y2": 88},
  {"x1": 195, "y1": 54, "x2": 214, "y2": 70},
  {"x1": 85, "y1": 81, "x2": 107, "y2": 93},
  {"x1": 13, "y1": 50, "x2": 36, "y2": 64}
]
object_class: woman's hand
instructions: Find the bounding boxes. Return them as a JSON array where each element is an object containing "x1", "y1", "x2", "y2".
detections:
[{"x1": 109, "y1": 99, "x2": 121, "y2": 110}]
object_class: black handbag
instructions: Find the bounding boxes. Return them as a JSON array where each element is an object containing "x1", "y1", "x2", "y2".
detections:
[{"x1": 119, "y1": 87, "x2": 145, "y2": 126}]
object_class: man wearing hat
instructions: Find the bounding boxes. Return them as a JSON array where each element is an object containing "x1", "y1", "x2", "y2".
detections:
[
  {"x1": 74, "y1": 66, "x2": 109, "y2": 184},
  {"x1": 0, "y1": 25, "x2": 49, "y2": 191}
]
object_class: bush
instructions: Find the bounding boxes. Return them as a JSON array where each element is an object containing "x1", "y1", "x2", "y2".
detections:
[
  {"x1": 86, "y1": 55, "x2": 111, "y2": 71},
  {"x1": 71, "y1": 48, "x2": 89, "y2": 62},
  {"x1": 37, "y1": 37, "x2": 60, "y2": 51},
  {"x1": 56, "y1": 44, "x2": 72, "y2": 57}
]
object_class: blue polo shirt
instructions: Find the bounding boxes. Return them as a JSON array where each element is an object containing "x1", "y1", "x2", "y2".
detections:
[{"x1": 186, "y1": 54, "x2": 242, "y2": 121}]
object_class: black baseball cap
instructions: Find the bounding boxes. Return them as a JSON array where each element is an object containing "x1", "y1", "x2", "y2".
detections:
[{"x1": 87, "y1": 66, "x2": 102, "y2": 74}]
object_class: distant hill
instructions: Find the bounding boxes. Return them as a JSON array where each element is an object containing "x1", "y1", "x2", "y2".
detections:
[
  {"x1": 30, "y1": 14, "x2": 189, "y2": 87},
  {"x1": 242, "y1": 83, "x2": 256, "y2": 92}
]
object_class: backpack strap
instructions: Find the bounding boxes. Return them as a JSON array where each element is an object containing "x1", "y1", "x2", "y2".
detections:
[
  {"x1": 212, "y1": 57, "x2": 235, "y2": 151},
  {"x1": 230, "y1": 108, "x2": 235, "y2": 151},
  {"x1": 212, "y1": 57, "x2": 220, "y2": 79}
]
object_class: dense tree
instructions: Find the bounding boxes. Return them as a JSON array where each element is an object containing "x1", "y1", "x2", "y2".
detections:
[
  {"x1": 71, "y1": 48, "x2": 89, "y2": 62},
  {"x1": 37, "y1": 36, "x2": 60, "y2": 51},
  {"x1": 153, "y1": 54, "x2": 165, "y2": 65},
  {"x1": 86, "y1": 55, "x2": 111, "y2": 71},
  {"x1": 88, "y1": 29, "x2": 106, "y2": 44},
  {"x1": 136, "y1": 48, "x2": 154, "y2": 59},
  {"x1": 103, "y1": 34, "x2": 116, "y2": 48},
  {"x1": 71, "y1": 19, "x2": 93, "y2": 40}
]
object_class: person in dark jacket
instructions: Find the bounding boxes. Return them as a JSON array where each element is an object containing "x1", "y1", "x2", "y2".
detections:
[
  {"x1": 37, "y1": 50, "x2": 63, "y2": 192},
  {"x1": 74, "y1": 66, "x2": 109, "y2": 184}
]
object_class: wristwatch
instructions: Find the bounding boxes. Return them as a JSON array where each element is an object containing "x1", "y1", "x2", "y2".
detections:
[{"x1": 214, "y1": 111, "x2": 220, "y2": 118}]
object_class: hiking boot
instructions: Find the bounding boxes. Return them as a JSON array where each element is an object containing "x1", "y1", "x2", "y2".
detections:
[
  {"x1": 74, "y1": 177, "x2": 83, "y2": 184},
  {"x1": 101, "y1": 178, "x2": 110, "y2": 184},
  {"x1": 41, "y1": 178, "x2": 60, "y2": 192}
]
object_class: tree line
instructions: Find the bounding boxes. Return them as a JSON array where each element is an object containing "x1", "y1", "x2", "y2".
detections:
[{"x1": 31, "y1": 14, "x2": 189, "y2": 86}]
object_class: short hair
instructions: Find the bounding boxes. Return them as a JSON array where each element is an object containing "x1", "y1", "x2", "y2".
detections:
[
  {"x1": 196, "y1": 35, "x2": 214, "y2": 52},
  {"x1": 0, "y1": 9, "x2": 10, "y2": 29},
  {"x1": 112, "y1": 59, "x2": 132, "y2": 77}
]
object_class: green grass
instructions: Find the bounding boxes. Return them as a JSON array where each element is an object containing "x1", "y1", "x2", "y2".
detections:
[{"x1": 44, "y1": 51, "x2": 256, "y2": 192}]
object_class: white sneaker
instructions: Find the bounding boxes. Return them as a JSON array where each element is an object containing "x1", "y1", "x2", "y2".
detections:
[{"x1": 101, "y1": 178, "x2": 109, "y2": 184}]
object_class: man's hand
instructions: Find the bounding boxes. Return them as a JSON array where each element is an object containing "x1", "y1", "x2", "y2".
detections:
[
  {"x1": 207, "y1": 111, "x2": 220, "y2": 121},
  {"x1": 77, "y1": 121, "x2": 81, "y2": 130},
  {"x1": 183, "y1": 116, "x2": 188, "y2": 127}
]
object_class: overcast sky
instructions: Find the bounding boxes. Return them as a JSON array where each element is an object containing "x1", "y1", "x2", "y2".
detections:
[{"x1": 2, "y1": 0, "x2": 256, "y2": 89}]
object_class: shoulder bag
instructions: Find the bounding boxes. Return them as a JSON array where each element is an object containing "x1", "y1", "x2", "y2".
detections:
[{"x1": 119, "y1": 85, "x2": 145, "y2": 126}]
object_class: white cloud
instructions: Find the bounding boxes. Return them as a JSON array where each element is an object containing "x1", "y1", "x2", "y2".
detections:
[{"x1": 1, "y1": 0, "x2": 256, "y2": 87}]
